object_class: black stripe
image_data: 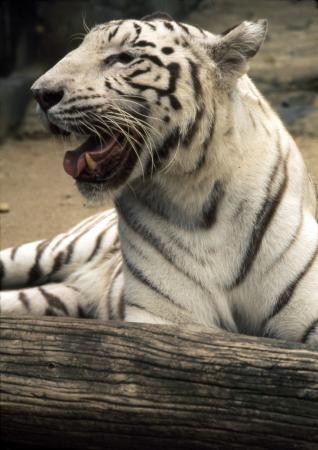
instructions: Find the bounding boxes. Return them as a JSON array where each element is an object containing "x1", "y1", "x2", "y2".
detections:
[
  {"x1": 124, "y1": 297, "x2": 178, "y2": 323},
  {"x1": 86, "y1": 230, "x2": 105, "y2": 262},
  {"x1": 49, "y1": 251, "x2": 65, "y2": 275},
  {"x1": 127, "y1": 59, "x2": 144, "y2": 68},
  {"x1": 221, "y1": 23, "x2": 240, "y2": 36},
  {"x1": 138, "y1": 54, "x2": 164, "y2": 67},
  {"x1": 257, "y1": 99, "x2": 271, "y2": 119},
  {"x1": 182, "y1": 106, "x2": 217, "y2": 175},
  {"x1": 121, "y1": 176, "x2": 224, "y2": 232},
  {"x1": 266, "y1": 206, "x2": 304, "y2": 272},
  {"x1": 68, "y1": 213, "x2": 109, "y2": 236},
  {"x1": 58, "y1": 103, "x2": 106, "y2": 114},
  {"x1": 120, "y1": 35, "x2": 130, "y2": 46},
  {"x1": 125, "y1": 62, "x2": 179, "y2": 102},
  {"x1": 108, "y1": 301, "x2": 115, "y2": 320},
  {"x1": 65, "y1": 284, "x2": 81, "y2": 293},
  {"x1": 180, "y1": 60, "x2": 205, "y2": 147},
  {"x1": 191, "y1": 108, "x2": 216, "y2": 173},
  {"x1": 132, "y1": 40, "x2": 156, "y2": 48},
  {"x1": 229, "y1": 139, "x2": 289, "y2": 289},
  {"x1": 119, "y1": 213, "x2": 209, "y2": 293},
  {"x1": 50, "y1": 223, "x2": 98, "y2": 275},
  {"x1": 78, "y1": 305, "x2": 86, "y2": 318},
  {"x1": 105, "y1": 80, "x2": 125, "y2": 96},
  {"x1": 39, "y1": 287, "x2": 68, "y2": 315},
  {"x1": 267, "y1": 242, "x2": 318, "y2": 321},
  {"x1": 163, "y1": 21, "x2": 174, "y2": 31},
  {"x1": 145, "y1": 127, "x2": 181, "y2": 176},
  {"x1": 28, "y1": 240, "x2": 50, "y2": 285},
  {"x1": 178, "y1": 22, "x2": 190, "y2": 34},
  {"x1": 50, "y1": 217, "x2": 97, "y2": 253},
  {"x1": 144, "y1": 22, "x2": 156, "y2": 31},
  {"x1": 116, "y1": 194, "x2": 209, "y2": 269},
  {"x1": 188, "y1": 59, "x2": 202, "y2": 98},
  {"x1": 200, "y1": 180, "x2": 225, "y2": 228},
  {"x1": 10, "y1": 245, "x2": 20, "y2": 260},
  {"x1": 0, "y1": 258, "x2": 4, "y2": 285},
  {"x1": 63, "y1": 94, "x2": 102, "y2": 105},
  {"x1": 108, "y1": 25, "x2": 119, "y2": 42},
  {"x1": 19, "y1": 292, "x2": 30, "y2": 311},
  {"x1": 248, "y1": 111, "x2": 256, "y2": 129},
  {"x1": 302, "y1": 318, "x2": 318, "y2": 343},
  {"x1": 133, "y1": 22, "x2": 142, "y2": 37},
  {"x1": 45, "y1": 307, "x2": 56, "y2": 316},
  {"x1": 128, "y1": 67, "x2": 151, "y2": 78},
  {"x1": 169, "y1": 94, "x2": 182, "y2": 110},
  {"x1": 123, "y1": 250, "x2": 177, "y2": 305},
  {"x1": 125, "y1": 299, "x2": 147, "y2": 311},
  {"x1": 182, "y1": 107, "x2": 204, "y2": 147}
]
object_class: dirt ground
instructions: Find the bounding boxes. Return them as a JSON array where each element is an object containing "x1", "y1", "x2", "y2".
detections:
[
  {"x1": 0, "y1": 135, "x2": 317, "y2": 249},
  {"x1": 0, "y1": 137, "x2": 110, "y2": 249}
]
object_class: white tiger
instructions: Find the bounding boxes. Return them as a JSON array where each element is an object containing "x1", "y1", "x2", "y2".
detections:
[{"x1": 1, "y1": 13, "x2": 317, "y2": 346}]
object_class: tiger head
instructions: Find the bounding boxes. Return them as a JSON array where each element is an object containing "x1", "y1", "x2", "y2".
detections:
[{"x1": 32, "y1": 13, "x2": 267, "y2": 199}]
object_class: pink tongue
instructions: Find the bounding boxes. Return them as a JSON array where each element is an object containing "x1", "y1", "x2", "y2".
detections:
[
  {"x1": 63, "y1": 148, "x2": 87, "y2": 178},
  {"x1": 63, "y1": 135, "x2": 117, "y2": 179}
]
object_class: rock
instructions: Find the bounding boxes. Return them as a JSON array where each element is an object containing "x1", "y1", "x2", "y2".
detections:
[
  {"x1": 0, "y1": 74, "x2": 32, "y2": 141},
  {"x1": 264, "y1": 90, "x2": 318, "y2": 135},
  {"x1": 0, "y1": 202, "x2": 10, "y2": 213},
  {"x1": 0, "y1": 70, "x2": 42, "y2": 141},
  {"x1": 17, "y1": 99, "x2": 50, "y2": 139}
]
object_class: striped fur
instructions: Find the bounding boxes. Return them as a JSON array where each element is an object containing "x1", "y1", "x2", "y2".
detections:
[{"x1": 1, "y1": 17, "x2": 317, "y2": 346}]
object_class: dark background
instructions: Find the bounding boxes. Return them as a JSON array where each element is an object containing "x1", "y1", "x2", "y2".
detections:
[{"x1": 0, "y1": 0, "x2": 202, "y2": 77}]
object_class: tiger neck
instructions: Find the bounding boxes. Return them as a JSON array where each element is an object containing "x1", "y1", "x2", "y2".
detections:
[
  {"x1": 116, "y1": 176, "x2": 225, "y2": 231},
  {"x1": 116, "y1": 81, "x2": 284, "y2": 233}
]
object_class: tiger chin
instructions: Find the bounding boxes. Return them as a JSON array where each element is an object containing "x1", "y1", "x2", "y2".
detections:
[{"x1": 1, "y1": 13, "x2": 317, "y2": 346}]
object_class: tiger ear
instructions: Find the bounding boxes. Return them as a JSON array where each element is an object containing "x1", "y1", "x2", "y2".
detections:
[{"x1": 209, "y1": 20, "x2": 267, "y2": 82}]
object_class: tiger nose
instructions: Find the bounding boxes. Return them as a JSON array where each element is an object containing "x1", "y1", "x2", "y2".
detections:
[{"x1": 31, "y1": 88, "x2": 65, "y2": 111}]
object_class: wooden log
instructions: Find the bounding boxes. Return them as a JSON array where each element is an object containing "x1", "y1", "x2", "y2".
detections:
[{"x1": 0, "y1": 317, "x2": 317, "y2": 450}]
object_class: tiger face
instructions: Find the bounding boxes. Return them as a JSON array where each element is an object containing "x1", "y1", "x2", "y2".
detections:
[{"x1": 31, "y1": 13, "x2": 267, "y2": 198}]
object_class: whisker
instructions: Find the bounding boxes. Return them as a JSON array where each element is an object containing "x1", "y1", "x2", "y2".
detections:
[
  {"x1": 102, "y1": 107, "x2": 156, "y2": 176},
  {"x1": 90, "y1": 111, "x2": 146, "y2": 180},
  {"x1": 82, "y1": 12, "x2": 91, "y2": 34}
]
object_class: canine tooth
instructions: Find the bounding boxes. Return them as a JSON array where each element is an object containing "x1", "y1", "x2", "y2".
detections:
[{"x1": 85, "y1": 153, "x2": 97, "y2": 171}]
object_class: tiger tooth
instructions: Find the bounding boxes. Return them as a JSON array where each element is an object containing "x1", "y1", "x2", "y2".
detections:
[{"x1": 85, "y1": 153, "x2": 97, "y2": 171}]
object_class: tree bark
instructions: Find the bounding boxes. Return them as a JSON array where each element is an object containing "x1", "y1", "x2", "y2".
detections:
[{"x1": 0, "y1": 317, "x2": 317, "y2": 450}]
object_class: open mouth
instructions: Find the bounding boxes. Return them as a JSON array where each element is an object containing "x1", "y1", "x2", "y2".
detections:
[{"x1": 52, "y1": 123, "x2": 140, "y2": 187}]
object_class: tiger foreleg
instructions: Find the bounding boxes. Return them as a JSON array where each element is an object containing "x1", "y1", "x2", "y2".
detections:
[
  {"x1": 263, "y1": 282, "x2": 318, "y2": 347},
  {"x1": 0, "y1": 209, "x2": 118, "y2": 290},
  {"x1": 0, "y1": 283, "x2": 88, "y2": 318}
]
